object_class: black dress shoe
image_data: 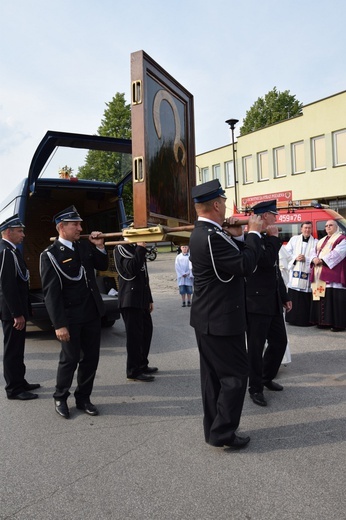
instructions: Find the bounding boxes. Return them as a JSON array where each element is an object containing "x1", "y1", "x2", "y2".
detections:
[
  {"x1": 55, "y1": 400, "x2": 70, "y2": 418},
  {"x1": 330, "y1": 327, "x2": 345, "y2": 332},
  {"x1": 210, "y1": 434, "x2": 250, "y2": 449},
  {"x1": 76, "y1": 402, "x2": 99, "y2": 416},
  {"x1": 127, "y1": 373, "x2": 155, "y2": 382},
  {"x1": 264, "y1": 380, "x2": 283, "y2": 391},
  {"x1": 24, "y1": 383, "x2": 41, "y2": 391},
  {"x1": 142, "y1": 366, "x2": 158, "y2": 374},
  {"x1": 250, "y1": 392, "x2": 267, "y2": 406},
  {"x1": 227, "y1": 435, "x2": 251, "y2": 449},
  {"x1": 8, "y1": 391, "x2": 38, "y2": 400}
]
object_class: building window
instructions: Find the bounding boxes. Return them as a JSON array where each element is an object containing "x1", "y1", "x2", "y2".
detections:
[
  {"x1": 242, "y1": 155, "x2": 253, "y2": 184},
  {"x1": 333, "y1": 129, "x2": 346, "y2": 166},
  {"x1": 258, "y1": 151, "x2": 269, "y2": 181},
  {"x1": 225, "y1": 161, "x2": 234, "y2": 187},
  {"x1": 273, "y1": 146, "x2": 286, "y2": 178},
  {"x1": 311, "y1": 135, "x2": 326, "y2": 170},
  {"x1": 212, "y1": 164, "x2": 220, "y2": 180},
  {"x1": 292, "y1": 141, "x2": 305, "y2": 174},
  {"x1": 201, "y1": 167, "x2": 209, "y2": 183}
]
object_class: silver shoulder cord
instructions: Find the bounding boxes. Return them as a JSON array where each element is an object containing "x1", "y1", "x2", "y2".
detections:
[
  {"x1": 44, "y1": 251, "x2": 86, "y2": 289},
  {"x1": 114, "y1": 244, "x2": 147, "y2": 281},
  {"x1": 12, "y1": 251, "x2": 30, "y2": 281},
  {"x1": 0, "y1": 252, "x2": 5, "y2": 278},
  {"x1": 208, "y1": 230, "x2": 240, "y2": 283},
  {"x1": 114, "y1": 245, "x2": 137, "y2": 281},
  {"x1": 0, "y1": 249, "x2": 30, "y2": 282}
]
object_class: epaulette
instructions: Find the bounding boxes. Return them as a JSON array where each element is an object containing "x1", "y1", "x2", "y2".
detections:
[
  {"x1": 43, "y1": 243, "x2": 55, "y2": 253},
  {"x1": 203, "y1": 224, "x2": 220, "y2": 235}
]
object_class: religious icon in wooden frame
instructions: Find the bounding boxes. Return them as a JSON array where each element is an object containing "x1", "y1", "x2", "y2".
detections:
[{"x1": 131, "y1": 50, "x2": 196, "y2": 229}]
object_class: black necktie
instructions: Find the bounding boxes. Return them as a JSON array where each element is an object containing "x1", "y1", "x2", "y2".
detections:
[{"x1": 73, "y1": 241, "x2": 81, "y2": 261}]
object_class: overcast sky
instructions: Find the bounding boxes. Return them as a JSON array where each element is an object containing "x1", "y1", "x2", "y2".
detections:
[{"x1": 1, "y1": 0, "x2": 346, "y2": 200}]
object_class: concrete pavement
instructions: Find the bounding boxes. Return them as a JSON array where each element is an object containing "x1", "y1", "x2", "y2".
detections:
[{"x1": 0, "y1": 252, "x2": 345, "y2": 519}]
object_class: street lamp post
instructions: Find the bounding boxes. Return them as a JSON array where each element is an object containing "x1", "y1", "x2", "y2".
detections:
[{"x1": 225, "y1": 118, "x2": 239, "y2": 211}]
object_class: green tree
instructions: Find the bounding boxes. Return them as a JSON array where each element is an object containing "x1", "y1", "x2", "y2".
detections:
[
  {"x1": 240, "y1": 87, "x2": 303, "y2": 135},
  {"x1": 78, "y1": 92, "x2": 132, "y2": 182},
  {"x1": 78, "y1": 92, "x2": 133, "y2": 215}
]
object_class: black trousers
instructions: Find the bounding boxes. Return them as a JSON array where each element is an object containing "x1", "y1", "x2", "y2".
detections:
[
  {"x1": 121, "y1": 308, "x2": 153, "y2": 378},
  {"x1": 286, "y1": 289, "x2": 312, "y2": 326},
  {"x1": 53, "y1": 317, "x2": 101, "y2": 402},
  {"x1": 195, "y1": 330, "x2": 249, "y2": 446},
  {"x1": 310, "y1": 287, "x2": 346, "y2": 329},
  {"x1": 247, "y1": 313, "x2": 287, "y2": 394},
  {"x1": 2, "y1": 319, "x2": 27, "y2": 398}
]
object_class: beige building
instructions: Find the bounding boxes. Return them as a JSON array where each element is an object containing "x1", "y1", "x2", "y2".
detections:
[{"x1": 196, "y1": 90, "x2": 346, "y2": 216}]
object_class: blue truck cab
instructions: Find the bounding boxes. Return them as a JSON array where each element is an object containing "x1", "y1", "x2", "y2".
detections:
[{"x1": 0, "y1": 131, "x2": 132, "y2": 329}]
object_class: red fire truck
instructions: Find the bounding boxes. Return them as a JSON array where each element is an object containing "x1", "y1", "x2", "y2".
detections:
[{"x1": 234, "y1": 201, "x2": 346, "y2": 243}]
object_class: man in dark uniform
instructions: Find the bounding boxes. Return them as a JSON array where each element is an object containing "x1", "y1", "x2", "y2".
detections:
[
  {"x1": 40, "y1": 206, "x2": 108, "y2": 418},
  {"x1": 246, "y1": 200, "x2": 292, "y2": 407},
  {"x1": 0, "y1": 214, "x2": 40, "y2": 400},
  {"x1": 114, "y1": 241, "x2": 157, "y2": 382},
  {"x1": 189, "y1": 180, "x2": 263, "y2": 449}
]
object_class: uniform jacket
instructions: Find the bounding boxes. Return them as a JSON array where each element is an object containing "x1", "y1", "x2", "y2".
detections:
[
  {"x1": 0, "y1": 239, "x2": 30, "y2": 320},
  {"x1": 246, "y1": 234, "x2": 289, "y2": 315},
  {"x1": 189, "y1": 220, "x2": 262, "y2": 336},
  {"x1": 40, "y1": 239, "x2": 108, "y2": 329},
  {"x1": 114, "y1": 244, "x2": 153, "y2": 309}
]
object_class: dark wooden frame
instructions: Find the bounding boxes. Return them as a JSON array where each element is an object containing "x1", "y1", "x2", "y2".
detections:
[{"x1": 131, "y1": 50, "x2": 195, "y2": 229}]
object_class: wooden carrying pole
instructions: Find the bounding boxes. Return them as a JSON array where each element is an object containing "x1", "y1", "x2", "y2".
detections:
[
  {"x1": 91, "y1": 220, "x2": 251, "y2": 237},
  {"x1": 49, "y1": 219, "x2": 284, "y2": 247},
  {"x1": 49, "y1": 220, "x2": 254, "y2": 244}
]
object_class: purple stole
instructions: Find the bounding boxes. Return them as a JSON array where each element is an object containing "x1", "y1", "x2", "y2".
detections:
[{"x1": 310, "y1": 235, "x2": 346, "y2": 285}]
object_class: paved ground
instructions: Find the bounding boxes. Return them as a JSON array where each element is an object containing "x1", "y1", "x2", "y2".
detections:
[{"x1": 0, "y1": 252, "x2": 345, "y2": 520}]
